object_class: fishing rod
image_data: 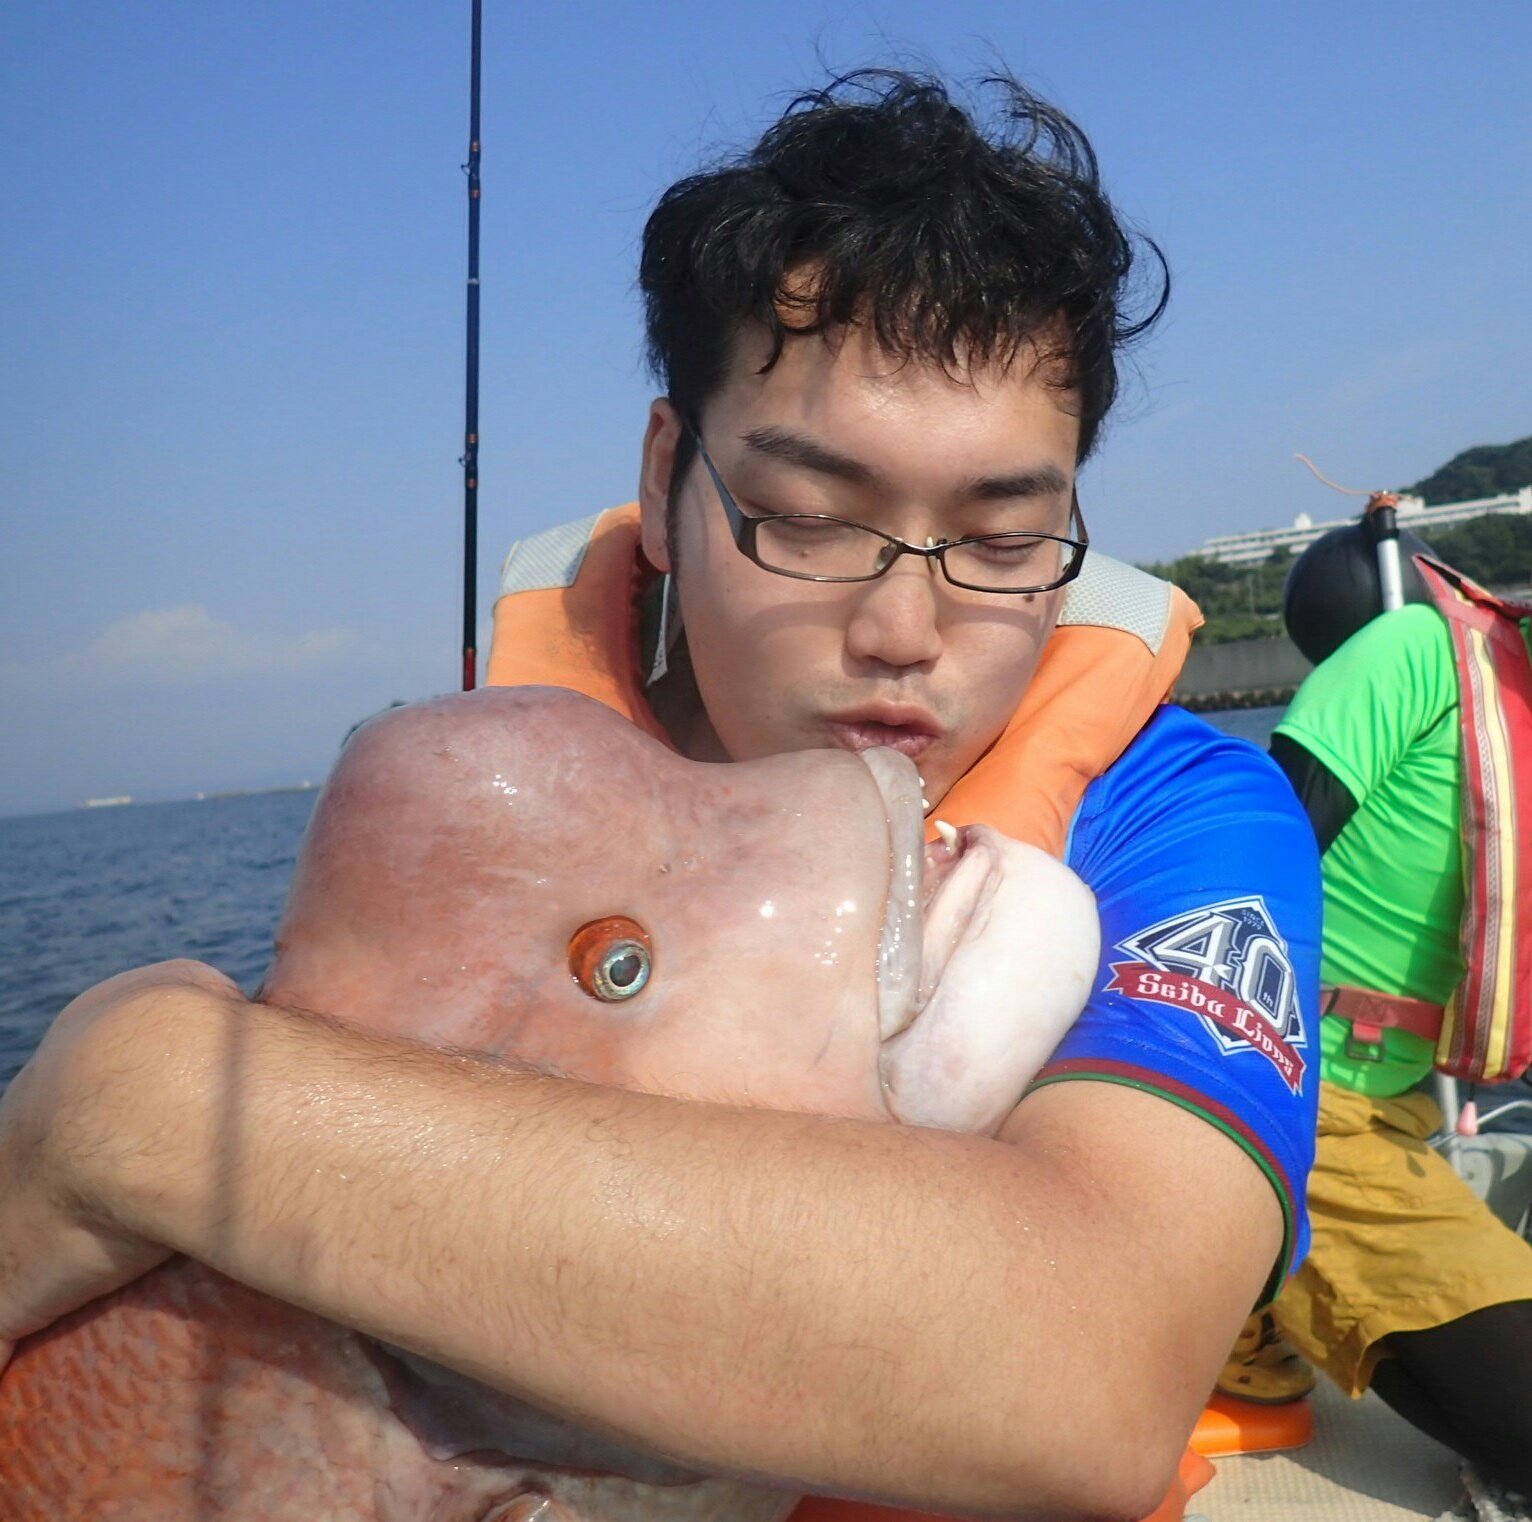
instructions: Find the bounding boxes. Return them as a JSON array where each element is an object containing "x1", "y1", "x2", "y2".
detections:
[{"x1": 461, "y1": 0, "x2": 482, "y2": 691}]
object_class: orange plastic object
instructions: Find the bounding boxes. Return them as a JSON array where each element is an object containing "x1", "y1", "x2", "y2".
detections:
[
  {"x1": 788, "y1": 1445, "x2": 1216, "y2": 1522},
  {"x1": 1144, "y1": 1449, "x2": 1217, "y2": 1522},
  {"x1": 1191, "y1": 1392, "x2": 1315, "y2": 1458}
]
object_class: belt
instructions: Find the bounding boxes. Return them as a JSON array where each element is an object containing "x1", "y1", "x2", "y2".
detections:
[{"x1": 1323, "y1": 984, "x2": 1444, "y2": 1060}]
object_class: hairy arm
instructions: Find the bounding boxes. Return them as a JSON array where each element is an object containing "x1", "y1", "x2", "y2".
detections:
[{"x1": 0, "y1": 974, "x2": 1278, "y2": 1522}]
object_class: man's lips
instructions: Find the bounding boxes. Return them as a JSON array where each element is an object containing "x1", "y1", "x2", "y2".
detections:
[{"x1": 823, "y1": 711, "x2": 941, "y2": 759}]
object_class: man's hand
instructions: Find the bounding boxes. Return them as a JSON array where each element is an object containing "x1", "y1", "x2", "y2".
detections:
[{"x1": 0, "y1": 960, "x2": 240, "y2": 1368}]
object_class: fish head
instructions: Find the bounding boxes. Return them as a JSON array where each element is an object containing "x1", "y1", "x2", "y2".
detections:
[{"x1": 263, "y1": 685, "x2": 939, "y2": 1118}]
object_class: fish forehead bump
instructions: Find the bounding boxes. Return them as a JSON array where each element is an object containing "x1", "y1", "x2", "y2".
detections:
[
  {"x1": 307, "y1": 687, "x2": 676, "y2": 868},
  {"x1": 267, "y1": 684, "x2": 898, "y2": 1044},
  {"x1": 340, "y1": 685, "x2": 675, "y2": 801},
  {"x1": 315, "y1": 683, "x2": 889, "y2": 872},
  {"x1": 269, "y1": 689, "x2": 676, "y2": 999}
]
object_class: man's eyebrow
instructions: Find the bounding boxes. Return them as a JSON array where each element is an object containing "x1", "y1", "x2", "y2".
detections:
[
  {"x1": 739, "y1": 427, "x2": 879, "y2": 487},
  {"x1": 738, "y1": 427, "x2": 1071, "y2": 503},
  {"x1": 962, "y1": 462, "x2": 1072, "y2": 501}
]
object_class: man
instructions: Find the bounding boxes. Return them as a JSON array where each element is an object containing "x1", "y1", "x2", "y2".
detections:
[
  {"x1": 1269, "y1": 570, "x2": 1532, "y2": 1495},
  {"x1": 0, "y1": 72, "x2": 1319, "y2": 1520}
]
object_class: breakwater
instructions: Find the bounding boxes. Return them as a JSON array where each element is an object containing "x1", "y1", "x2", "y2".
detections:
[{"x1": 1174, "y1": 637, "x2": 1312, "y2": 713}]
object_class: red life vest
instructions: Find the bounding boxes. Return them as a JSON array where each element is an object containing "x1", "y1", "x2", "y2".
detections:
[{"x1": 1416, "y1": 555, "x2": 1532, "y2": 1082}]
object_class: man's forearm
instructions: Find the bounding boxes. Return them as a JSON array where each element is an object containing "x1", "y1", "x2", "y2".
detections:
[{"x1": 73, "y1": 987, "x2": 1232, "y2": 1518}]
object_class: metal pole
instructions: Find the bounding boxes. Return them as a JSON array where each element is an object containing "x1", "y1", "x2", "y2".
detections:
[
  {"x1": 1367, "y1": 492, "x2": 1466, "y2": 1157},
  {"x1": 461, "y1": 0, "x2": 482, "y2": 692},
  {"x1": 1368, "y1": 495, "x2": 1406, "y2": 616}
]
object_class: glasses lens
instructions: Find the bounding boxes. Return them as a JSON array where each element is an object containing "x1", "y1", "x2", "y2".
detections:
[
  {"x1": 944, "y1": 534, "x2": 1073, "y2": 591},
  {"x1": 751, "y1": 516, "x2": 894, "y2": 579}
]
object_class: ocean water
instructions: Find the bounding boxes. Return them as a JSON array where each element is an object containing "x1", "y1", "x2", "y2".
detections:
[
  {"x1": 1197, "y1": 704, "x2": 1286, "y2": 747},
  {"x1": 0, "y1": 790, "x2": 317, "y2": 1087}
]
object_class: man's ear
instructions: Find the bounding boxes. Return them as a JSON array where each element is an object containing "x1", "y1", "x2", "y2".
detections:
[{"x1": 638, "y1": 399, "x2": 680, "y2": 574}]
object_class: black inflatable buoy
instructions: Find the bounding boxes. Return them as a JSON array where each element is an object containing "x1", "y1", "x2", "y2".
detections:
[{"x1": 1282, "y1": 521, "x2": 1437, "y2": 666}]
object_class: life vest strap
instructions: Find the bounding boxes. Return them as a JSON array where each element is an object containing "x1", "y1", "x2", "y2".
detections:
[{"x1": 1323, "y1": 984, "x2": 1444, "y2": 1056}]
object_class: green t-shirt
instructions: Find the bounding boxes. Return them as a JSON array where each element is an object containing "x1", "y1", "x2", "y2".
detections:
[{"x1": 1275, "y1": 604, "x2": 1464, "y2": 1097}]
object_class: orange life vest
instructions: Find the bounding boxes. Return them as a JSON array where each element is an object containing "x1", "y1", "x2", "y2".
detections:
[
  {"x1": 487, "y1": 503, "x2": 1201, "y2": 855},
  {"x1": 486, "y1": 504, "x2": 1216, "y2": 1519}
]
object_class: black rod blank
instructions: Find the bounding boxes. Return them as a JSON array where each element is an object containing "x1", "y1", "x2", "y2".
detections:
[{"x1": 461, "y1": 0, "x2": 482, "y2": 690}]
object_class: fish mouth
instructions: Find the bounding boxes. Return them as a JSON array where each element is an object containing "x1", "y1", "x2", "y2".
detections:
[
  {"x1": 856, "y1": 747, "x2": 929, "y2": 1040},
  {"x1": 857, "y1": 747, "x2": 1002, "y2": 1044}
]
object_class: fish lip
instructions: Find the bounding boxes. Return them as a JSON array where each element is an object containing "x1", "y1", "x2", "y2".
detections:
[
  {"x1": 854, "y1": 747, "x2": 925, "y2": 1040},
  {"x1": 915, "y1": 823, "x2": 998, "y2": 1011}
]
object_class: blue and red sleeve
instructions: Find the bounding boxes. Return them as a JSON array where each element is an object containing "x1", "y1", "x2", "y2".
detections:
[{"x1": 1038, "y1": 706, "x2": 1322, "y2": 1298}]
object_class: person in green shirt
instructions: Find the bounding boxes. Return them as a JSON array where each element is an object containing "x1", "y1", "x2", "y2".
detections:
[{"x1": 1266, "y1": 598, "x2": 1532, "y2": 1493}]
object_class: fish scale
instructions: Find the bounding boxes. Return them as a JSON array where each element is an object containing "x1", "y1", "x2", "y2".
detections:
[
  {"x1": 0, "y1": 1259, "x2": 798, "y2": 1521},
  {"x1": 1, "y1": 1260, "x2": 496, "y2": 1519}
]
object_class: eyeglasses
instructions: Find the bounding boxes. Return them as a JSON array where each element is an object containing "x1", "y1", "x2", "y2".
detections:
[{"x1": 683, "y1": 422, "x2": 1089, "y2": 595}]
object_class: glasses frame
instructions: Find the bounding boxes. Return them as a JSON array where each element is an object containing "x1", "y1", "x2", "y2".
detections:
[{"x1": 683, "y1": 421, "x2": 1089, "y2": 595}]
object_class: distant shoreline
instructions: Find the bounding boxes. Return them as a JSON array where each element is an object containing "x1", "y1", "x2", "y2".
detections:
[
  {"x1": 65, "y1": 782, "x2": 322, "y2": 814},
  {"x1": 192, "y1": 782, "x2": 321, "y2": 804}
]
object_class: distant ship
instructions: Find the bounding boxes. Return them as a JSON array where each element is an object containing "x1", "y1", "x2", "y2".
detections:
[{"x1": 82, "y1": 795, "x2": 133, "y2": 809}]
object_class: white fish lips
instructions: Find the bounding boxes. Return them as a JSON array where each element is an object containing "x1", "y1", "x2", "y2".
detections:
[{"x1": 854, "y1": 746, "x2": 925, "y2": 1041}]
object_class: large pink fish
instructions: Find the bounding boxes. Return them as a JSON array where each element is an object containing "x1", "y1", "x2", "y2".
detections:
[{"x1": 0, "y1": 686, "x2": 1097, "y2": 1521}]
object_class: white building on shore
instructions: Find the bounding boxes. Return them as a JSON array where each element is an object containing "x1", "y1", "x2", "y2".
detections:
[{"x1": 1197, "y1": 486, "x2": 1532, "y2": 566}]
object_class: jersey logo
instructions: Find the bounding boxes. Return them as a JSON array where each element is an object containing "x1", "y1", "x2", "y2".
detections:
[{"x1": 1107, "y1": 897, "x2": 1307, "y2": 1093}]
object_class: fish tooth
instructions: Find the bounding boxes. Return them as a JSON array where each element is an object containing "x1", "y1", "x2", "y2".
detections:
[{"x1": 934, "y1": 818, "x2": 958, "y2": 849}]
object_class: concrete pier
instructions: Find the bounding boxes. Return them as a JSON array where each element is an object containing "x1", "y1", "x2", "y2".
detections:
[{"x1": 1175, "y1": 637, "x2": 1312, "y2": 712}]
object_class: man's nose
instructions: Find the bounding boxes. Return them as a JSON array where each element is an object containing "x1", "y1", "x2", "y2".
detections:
[{"x1": 843, "y1": 555, "x2": 944, "y2": 669}]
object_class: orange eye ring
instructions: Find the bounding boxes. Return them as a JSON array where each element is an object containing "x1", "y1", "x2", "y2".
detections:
[{"x1": 568, "y1": 916, "x2": 653, "y2": 1002}]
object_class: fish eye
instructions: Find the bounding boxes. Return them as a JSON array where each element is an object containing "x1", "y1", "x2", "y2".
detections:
[
  {"x1": 594, "y1": 942, "x2": 650, "y2": 1000},
  {"x1": 568, "y1": 916, "x2": 653, "y2": 1003}
]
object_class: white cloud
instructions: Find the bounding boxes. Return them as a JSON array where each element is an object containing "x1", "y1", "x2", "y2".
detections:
[{"x1": 36, "y1": 605, "x2": 358, "y2": 686}]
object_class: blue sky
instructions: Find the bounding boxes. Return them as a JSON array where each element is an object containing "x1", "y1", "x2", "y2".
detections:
[{"x1": 3, "y1": 1, "x2": 1529, "y2": 815}]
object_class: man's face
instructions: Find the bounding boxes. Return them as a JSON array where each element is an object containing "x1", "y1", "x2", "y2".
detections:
[{"x1": 638, "y1": 324, "x2": 1082, "y2": 811}]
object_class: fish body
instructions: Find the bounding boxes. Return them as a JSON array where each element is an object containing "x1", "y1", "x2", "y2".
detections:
[{"x1": 0, "y1": 687, "x2": 1098, "y2": 1520}]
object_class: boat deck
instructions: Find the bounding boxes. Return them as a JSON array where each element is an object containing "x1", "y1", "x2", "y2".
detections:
[
  {"x1": 1195, "y1": 1380, "x2": 1462, "y2": 1521},
  {"x1": 1193, "y1": 1125, "x2": 1532, "y2": 1521}
]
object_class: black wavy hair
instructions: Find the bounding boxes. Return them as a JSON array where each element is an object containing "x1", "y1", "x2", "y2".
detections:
[{"x1": 640, "y1": 69, "x2": 1168, "y2": 481}]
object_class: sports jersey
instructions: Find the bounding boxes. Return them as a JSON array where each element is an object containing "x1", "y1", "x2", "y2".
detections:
[
  {"x1": 1275, "y1": 604, "x2": 1464, "y2": 1097},
  {"x1": 1035, "y1": 705, "x2": 1322, "y2": 1293}
]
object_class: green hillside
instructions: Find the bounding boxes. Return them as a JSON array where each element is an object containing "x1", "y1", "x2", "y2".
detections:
[
  {"x1": 1408, "y1": 435, "x2": 1532, "y2": 505},
  {"x1": 1135, "y1": 552, "x2": 1288, "y2": 644},
  {"x1": 1144, "y1": 434, "x2": 1532, "y2": 643}
]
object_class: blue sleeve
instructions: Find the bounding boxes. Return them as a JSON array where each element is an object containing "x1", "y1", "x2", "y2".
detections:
[{"x1": 1038, "y1": 707, "x2": 1322, "y2": 1301}]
